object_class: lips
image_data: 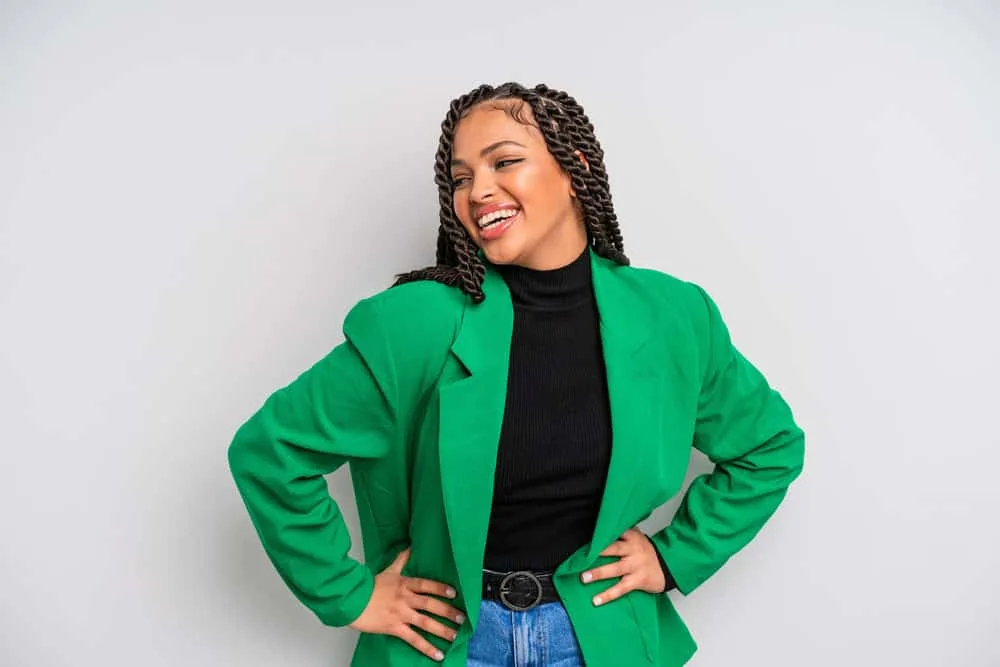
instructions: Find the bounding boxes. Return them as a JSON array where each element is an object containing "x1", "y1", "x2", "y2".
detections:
[
  {"x1": 478, "y1": 209, "x2": 519, "y2": 241},
  {"x1": 474, "y1": 203, "x2": 520, "y2": 228}
]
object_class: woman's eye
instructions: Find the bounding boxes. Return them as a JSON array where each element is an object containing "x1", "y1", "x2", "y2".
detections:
[
  {"x1": 451, "y1": 175, "x2": 469, "y2": 187},
  {"x1": 496, "y1": 158, "x2": 523, "y2": 169}
]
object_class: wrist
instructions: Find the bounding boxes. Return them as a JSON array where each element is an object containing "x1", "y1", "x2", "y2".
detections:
[{"x1": 643, "y1": 532, "x2": 677, "y2": 593}]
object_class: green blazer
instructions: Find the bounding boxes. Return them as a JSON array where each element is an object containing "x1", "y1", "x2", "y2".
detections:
[{"x1": 228, "y1": 252, "x2": 805, "y2": 666}]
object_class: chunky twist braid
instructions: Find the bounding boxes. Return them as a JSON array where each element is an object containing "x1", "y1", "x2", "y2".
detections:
[{"x1": 394, "y1": 82, "x2": 628, "y2": 303}]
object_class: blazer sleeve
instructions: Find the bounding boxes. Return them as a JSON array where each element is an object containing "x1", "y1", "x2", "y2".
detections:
[
  {"x1": 227, "y1": 296, "x2": 398, "y2": 626},
  {"x1": 648, "y1": 285, "x2": 805, "y2": 594}
]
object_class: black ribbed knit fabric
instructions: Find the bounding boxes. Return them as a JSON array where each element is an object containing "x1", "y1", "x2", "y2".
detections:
[{"x1": 483, "y1": 247, "x2": 612, "y2": 573}]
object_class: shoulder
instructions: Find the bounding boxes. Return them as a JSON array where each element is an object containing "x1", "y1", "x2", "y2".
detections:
[
  {"x1": 343, "y1": 278, "x2": 466, "y2": 364},
  {"x1": 610, "y1": 262, "x2": 733, "y2": 381},
  {"x1": 610, "y1": 262, "x2": 717, "y2": 330}
]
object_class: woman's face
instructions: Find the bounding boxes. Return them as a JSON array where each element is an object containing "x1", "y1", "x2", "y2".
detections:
[{"x1": 449, "y1": 100, "x2": 587, "y2": 270}]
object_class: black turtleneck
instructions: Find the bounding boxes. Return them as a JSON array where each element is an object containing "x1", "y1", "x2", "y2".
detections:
[{"x1": 483, "y1": 247, "x2": 613, "y2": 572}]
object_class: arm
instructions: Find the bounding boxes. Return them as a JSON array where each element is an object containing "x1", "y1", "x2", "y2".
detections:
[
  {"x1": 227, "y1": 297, "x2": 397, "y2": 626},
  {"x1": 648, "y1": 285, "x2": 805, "y2": 594}
]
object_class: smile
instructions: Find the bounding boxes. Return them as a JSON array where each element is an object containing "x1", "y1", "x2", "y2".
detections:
[
  {"x1": 476, "y1": 209, "x2": 520, "y2": 241},
  {"x1": 476, "y1": 207, "x2": 520, "y2": 229}
]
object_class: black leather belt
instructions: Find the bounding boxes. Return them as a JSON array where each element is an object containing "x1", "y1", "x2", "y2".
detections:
[{"x1": 482, "y1": 569, "x2": 560, "y2": 611}]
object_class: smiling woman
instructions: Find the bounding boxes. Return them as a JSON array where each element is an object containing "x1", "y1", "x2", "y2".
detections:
[{"x1": 228, "y1": 82, "x2": 805, "y2": 667}]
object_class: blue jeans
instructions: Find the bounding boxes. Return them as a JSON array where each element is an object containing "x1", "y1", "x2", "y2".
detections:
[{"x1": 466, "y1": 600, "x2": 585, "y2": 666}]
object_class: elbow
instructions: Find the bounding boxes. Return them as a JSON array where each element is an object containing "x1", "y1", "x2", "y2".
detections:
[
  {"x1": 731, "y1": 422, "x2": 805, "y2": 487},
  {"x1": 226, "y1": 419, "x2": 259, "y2": 483},
  {"x1": 767, "y1": 426, "x2": 805, "y2": 515},
  {"x1": 790, "y1": 423, "x2": 806, "y2": 470}
]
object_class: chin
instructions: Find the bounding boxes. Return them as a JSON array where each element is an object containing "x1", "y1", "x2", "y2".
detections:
[{"x1": 480, "y1": 241, "x2": 527, "y2": 267}]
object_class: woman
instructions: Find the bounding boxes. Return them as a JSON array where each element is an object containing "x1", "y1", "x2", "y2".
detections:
[{"x1": 228, "y1": 82, "x2": 805, "y2": 667}]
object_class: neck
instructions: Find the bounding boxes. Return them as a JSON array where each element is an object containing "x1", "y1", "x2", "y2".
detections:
[{"x1": 497, "y1": 245, "x2": 592, "y2": 309}]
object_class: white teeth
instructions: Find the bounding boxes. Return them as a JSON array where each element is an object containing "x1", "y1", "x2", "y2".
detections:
[{"x1": 476, "y1": 209, "x2": 518, "y2": 228}]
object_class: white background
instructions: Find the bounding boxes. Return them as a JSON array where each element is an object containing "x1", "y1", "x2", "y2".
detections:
[{"x1": 2, "y1": 1, "x2": 998, "y2": 665}]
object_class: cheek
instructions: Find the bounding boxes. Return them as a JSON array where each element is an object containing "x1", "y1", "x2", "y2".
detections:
[
  {"x1": 503, "y1": 170, "x2": 542, "y2": 214},
  {"x1": 508, "y1": 164, "x2": 566, "y2": 213}
]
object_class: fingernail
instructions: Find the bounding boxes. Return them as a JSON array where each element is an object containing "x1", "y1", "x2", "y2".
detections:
[
  {"x1": 581, "y1": 572, "x2": 592, "y2": 583},
  {"x1": 455, "y1": 613, "x2": 465, "y2": 624},
  {"x1": 593, "y1": 596, "x2": 603, "y2": 606},
  {"x1": 446, "y1": 587, "x2": 456, "y2": 598},
  {"x1": 434, "y1": 650, "x2": 444, "y2": 661}
]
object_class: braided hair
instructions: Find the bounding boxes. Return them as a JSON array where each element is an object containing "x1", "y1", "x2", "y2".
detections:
[{"x1": 394, "y1": 82, "x2": 629, "y2": 303}]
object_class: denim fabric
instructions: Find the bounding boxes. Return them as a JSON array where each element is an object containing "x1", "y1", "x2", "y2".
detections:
[{"x1": 466, "y1": 600, "x2": 585, "y2": 667}]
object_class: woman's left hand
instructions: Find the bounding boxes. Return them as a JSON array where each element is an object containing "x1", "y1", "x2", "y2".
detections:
[{"x1": 580, "y1": 527, "x2": 666, "y2": 606}]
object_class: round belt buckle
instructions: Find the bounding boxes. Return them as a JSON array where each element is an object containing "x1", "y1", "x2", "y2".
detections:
[{"x1": 498, "y1": 571, "x2": 544, "y2": 611}]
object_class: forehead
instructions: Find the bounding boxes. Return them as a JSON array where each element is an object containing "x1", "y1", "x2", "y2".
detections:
[{"x1": 451, "y1": 102, "x2": 542, "y2": 157}]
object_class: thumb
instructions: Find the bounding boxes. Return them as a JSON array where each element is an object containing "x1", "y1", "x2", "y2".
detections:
[{"x1": 388, "y1": 547, "x2": 411, "y2": 573}]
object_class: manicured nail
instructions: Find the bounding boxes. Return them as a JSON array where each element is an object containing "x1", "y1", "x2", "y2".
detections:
[
  {"x1": 434, "y1": 650, "x2": 444, "y2": 661},
  {"x1": 593, "y1": 596, "x2": 603, "y2": 606},
  {"x1": 581, "y1": 572, "x2": 592, "y2": 583},
  {"x1": 455, "y1": 613, "x2": 465, "y2": 624},
  {"x1": 445, "y1": 587, "x2": 456, "y2": 598}
]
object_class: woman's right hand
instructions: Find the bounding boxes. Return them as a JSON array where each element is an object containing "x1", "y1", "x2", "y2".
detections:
[{"x1": 349, "y1": 548, "x2": 466, "y2": 662}]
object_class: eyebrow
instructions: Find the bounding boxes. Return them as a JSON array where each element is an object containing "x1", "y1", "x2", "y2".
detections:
[{"x1": 451, "y1": 140, "x2": 526, "y2": 168}]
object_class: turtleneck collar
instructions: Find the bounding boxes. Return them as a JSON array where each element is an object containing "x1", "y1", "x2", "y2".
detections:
[{"x1": 496, "y1": 246, "x2": 593, "y2": 310}]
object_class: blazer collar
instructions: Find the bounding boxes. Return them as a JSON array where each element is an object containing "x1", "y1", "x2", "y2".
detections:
[{"x1": 450, "y1": 251, "x2": 657, "y2": 374}]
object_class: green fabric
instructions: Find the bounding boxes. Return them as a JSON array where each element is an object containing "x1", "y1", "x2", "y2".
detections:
[{"x1": 228, "y1": 252, "x2": 805, "y2": 666}]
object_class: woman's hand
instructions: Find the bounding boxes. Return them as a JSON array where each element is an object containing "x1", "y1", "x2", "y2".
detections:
[
  {"x1": 350, "y1": 548, "x2": 465, "y2": 662},
  {"x1": 580, "y1": 528, "x2": 667, "y2": 606}
]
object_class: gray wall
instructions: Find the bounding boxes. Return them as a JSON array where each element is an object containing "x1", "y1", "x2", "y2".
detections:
[{"x1": 2, "y1": 2, "x2": 998, "y2": 665}]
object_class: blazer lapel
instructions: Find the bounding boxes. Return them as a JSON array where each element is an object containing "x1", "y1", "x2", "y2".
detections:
[
  {"x1": 436, "y1": 268, "x2": 513, "y2": 618},
  {"x1": 580, "y1": 253, "x2": 664, "y2": 564}
]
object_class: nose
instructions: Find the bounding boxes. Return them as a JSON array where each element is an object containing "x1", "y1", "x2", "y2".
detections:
[{"x1": 469, "y1": 169, "x2": 497, "y2": 204}]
